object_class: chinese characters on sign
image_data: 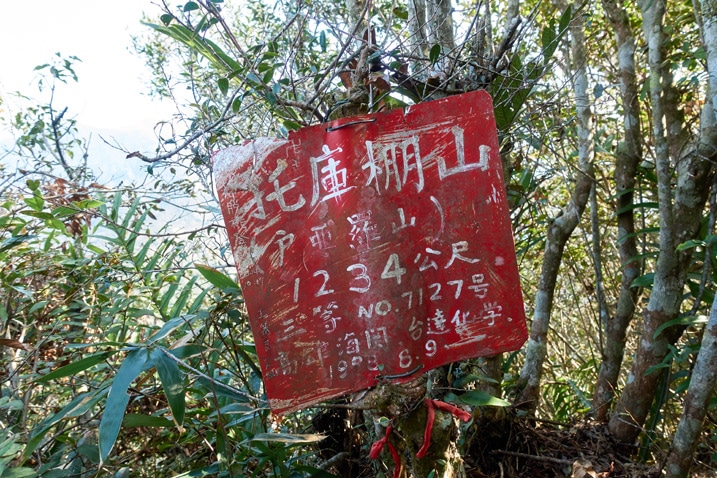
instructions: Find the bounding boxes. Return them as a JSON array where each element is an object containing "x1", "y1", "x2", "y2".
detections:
[{"x1": 214, "y1": 90, "x2": 528, "y2": 414}]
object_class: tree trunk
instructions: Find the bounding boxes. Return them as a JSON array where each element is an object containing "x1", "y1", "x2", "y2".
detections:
[
  {"x1": 592, "y1": 0, "x2": 642, "y2": 422},
  {"x1": 608, "y1": 0, "x2": 716, "y2": 444},
  {"x1": 664, "y1": 295, "x2": 717, "y2": 477},
  {"x1": 660, "y1": 6, "x2": 717, "y2": 471},
  {"x1": 516, "y1": 3, "x2": 594, "y2": 413}
]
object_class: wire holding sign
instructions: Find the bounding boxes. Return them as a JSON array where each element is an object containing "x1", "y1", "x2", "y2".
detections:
[{"x1": 214, "y1": 89, "x2": 528, "y2": 415}]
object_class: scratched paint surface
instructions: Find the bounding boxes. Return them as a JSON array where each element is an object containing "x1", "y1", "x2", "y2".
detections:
[{"x1": 214, "y1": 90, "x2": 527, "y2": 414}]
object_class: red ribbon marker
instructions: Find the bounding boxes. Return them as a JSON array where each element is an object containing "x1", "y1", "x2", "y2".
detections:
[
  {"x1": 416, "y1": 399, "x2": 472, "y2": 458},
  {"x1": 369, "y1": 425, "x2": 402, "y2": 478}
]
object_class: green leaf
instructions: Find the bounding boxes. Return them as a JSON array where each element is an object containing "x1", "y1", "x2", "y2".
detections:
[
  {"x1": 23, "y1": 386, "x2": 109, "y2": 460},
  {"x1": 319, "y1": 30, "x2": 327, "y2": 52},
  {"x1": 393, "y1": 6, "x2": 408, "y2": 20},
  {"x1": 2, "y1": 467, "x2": 36, "y2": 477},
  {"x1": 676, "y1": 239, "x2": 705, "y2": 251},
  {"x1": 630, "y1": 273, "x2": 654, "y2": 289},
  {"x1": 653, "y1": 314, "x2": 708, "y2": 340},
  {"x1": 429, "y1": 44, "x2": 441, "y2": 65},
  {"x1": 218, "y1": 77, "x2": 229, "y2": 95},
  {"x1": 445, "y1": 390, "x2": 510, "y2": 407},
  {"x1": 453, "y1": 372, "x2": 498, "y2": 388},
  {"x1": 148, "y1": 315, "x2": 198, "y2": 343},
  {"x1": 99, "y1": 348, "x2": 149, "y2": 462},
  {"x1": 232, "y1": 97, "x2": 242, "y2": 113},
  {"x1": 20, "y1": 210, "x2": 54, "y2": 220},
  {"x1": 73, "y1": 199, "x2": 104, "y2": 209},
  {"x1": 36, "y1": 351, "x2": 116, "y2": 383},
  {"x1": 195, "y1": 263, "x2": 239, "y2": 290},
  {"x1": 0, "y1": 235, "x2": 35, "y2": 254},
  {"x1": 558, "y1": 5, "x2": 572, "y2": 33},
  {"x1": 251, "y1": 433, "x2": 326, "y2": 444},
  {"x1": 541, "y1": 26, "x2": 556, "y2": 62},
  {"x1": 122, "y1": 413, "x2": 174, "y2": 428},
  {"x1": 283, "y1": 119, "x2": 302, "y2": 131},
  {"x1": 593, "y1": 83, "x2": 604, "y2": 100},
  {"x1": 183, "y1": 1, "x2": 199, "y2": 12},
  {"x1": 160, "y1": 13, "x2": 173, "y2": 25},
  {"x1": 615, "y1": 201, "x2": 659, "y2": 215},
  {"x1": 23, "y1": 195, "x2": 44, "y2": 212},
  {"x1": 246, "y1": 72, "x2": 262, "y2": 85},
  {"x1": 150, "y1": 348, "x2": 186, "y2": 426}
]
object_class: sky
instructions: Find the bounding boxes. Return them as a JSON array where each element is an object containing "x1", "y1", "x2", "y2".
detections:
[{"x1": 0, "y1": 0, "x2": 175, "y2": 183}]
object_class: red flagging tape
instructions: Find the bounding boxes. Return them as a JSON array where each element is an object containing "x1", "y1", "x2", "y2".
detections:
[
  {"x1": 416, "y1": 399, "x2": 472, "y2": 459},
  {"x1": 369, "y1": 425, "x2": 402, "y2": 478}
]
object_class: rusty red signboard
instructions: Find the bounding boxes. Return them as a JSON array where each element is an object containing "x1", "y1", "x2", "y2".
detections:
[{"x1": 214, "y1": 90, "x2": 527, "y2": 414}]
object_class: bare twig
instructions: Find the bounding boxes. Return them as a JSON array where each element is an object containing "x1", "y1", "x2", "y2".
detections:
[
  {"x1": 493, "y1": 450, "x2": 574, "y2": 465},
  {"x1": 125, "y1": 87, "x2": 241, "y2": 163}
]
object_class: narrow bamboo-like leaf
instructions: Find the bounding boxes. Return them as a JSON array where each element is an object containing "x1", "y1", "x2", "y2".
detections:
[
  {"x1": 99, "y1": 348, "x2": 149, "y2": 462},
  {"x1": 159, "y1": 282, "x2": 180, "y2": 318},
  {"x1": 195, "y1": 376, "x2": 251, "y2": 403},
  {"x1": 148, "y1": 315, "x2": 197, "y2": 343},
  {"x1": 150, "y1": 348, "x2": 186, "y2": 426},
  {"x1": 23, "y1": 386, "x2": 109, "y2": 459},
  {"x1": 676, "y1": 239, "x2": 706, "y2": 251},
  {"x1": 235, "y1": 345, "x2": 262, "y2": 379},
  {"x1": 134, "y1": 237, "x2": 155, "y2": 266},
  {"x1": 558, "y1": 4, "x2": 572, "y2": 33},
  {"x1": 617, "y1": 227, "x2": 660, "y2": 244},
  {"x1": 0, "y1": 235, "x2": 35, "y2": 254},
  {"x1": 122, "y1": 413, "x2": 174, "y2": 428},
  {"x1": 195, "y1": 263, "x2": 239, "y2": 290},
  {"x1": 446, "y1": 390, "x2": 510, "y2": 407},
  {"x1": 121, "y1": 198, "x2": 141, "y2": 231},
  {"x1": 283, "y1": 119, "x2": 302, "y2": 131},
  {"x1": 2, "y1": 467, "x2": 35, "y2": 477},
  {"x1": 251, "y1": 433, "x2": 325, "y2": 444},
  {"x1": 187, "y1": 288, "x2": 210, "y2": 313},
  {"x1": 168, "y1": 344, "x2": 203, "y2": 359},
  {"x1": 36, "y1": 351, "x2": 116, "y2": 383},
  {"x1": 169, "y1": 276, "x2": 198, "y2": 318},
  {"x1": 630, "y1": 273, "x2": 655, "y2": 289},
  {"x1": 73, "y1": 199, "x2": 104, "y2": 209},
  {"x1": 653, "y1": 314, "x2": 707, "y2": 340},
  {"x1": 453, "y1": 372, "x2": 499, "y2": 388},
  {"x1": 615, "y1": 201, "x2": 659, "y2": 215},
  {"x1": 20, "y1": 210, "x2": 55, "y2": 220}
]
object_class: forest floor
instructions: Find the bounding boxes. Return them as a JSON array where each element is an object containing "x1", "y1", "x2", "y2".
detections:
[
  {"x1": 314, "y1": 407, "x2": 716, "y2": 477},
  {"x1": 463, "y1": 416, "x2": 717, "y2": 477}
]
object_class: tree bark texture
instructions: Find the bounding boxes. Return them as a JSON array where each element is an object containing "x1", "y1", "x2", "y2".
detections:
[
  {"x1": 608, "y1": 0, "x2": 716, "y2": 444},
  {"x1": 516, "y1": 4, "x2": 594, "y2": 412},
  {"x1": 664, "y1": 296, "x2": 717, "y2": 477},
  {"x1": 408, "y1": 0, "x2": 429, "y2": 59},
  {"x1": 592, "y1": 0, "x2": 642, "y2": 422},
  {"x1": 663, "y1": 3, "x2": 717, "y2": 473}
]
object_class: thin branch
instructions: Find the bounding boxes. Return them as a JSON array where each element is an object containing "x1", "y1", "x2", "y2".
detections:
[
  {"x1": 493, "y1": 450, "x2": 574, "y2": 465},
  {"x1": 125, "y1": 87, "x2": 241, "y2": 163},
  {"x1": 48, "y1": 88, "x2": 74, "y2": 181},
  {"x1": 158, "y1": 346, "x2": 266, "y2": 405}
]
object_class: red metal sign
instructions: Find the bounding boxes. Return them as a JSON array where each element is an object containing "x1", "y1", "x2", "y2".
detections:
[{"x1": 214, "y1": 90, "x2": 527, "y2": 414}]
